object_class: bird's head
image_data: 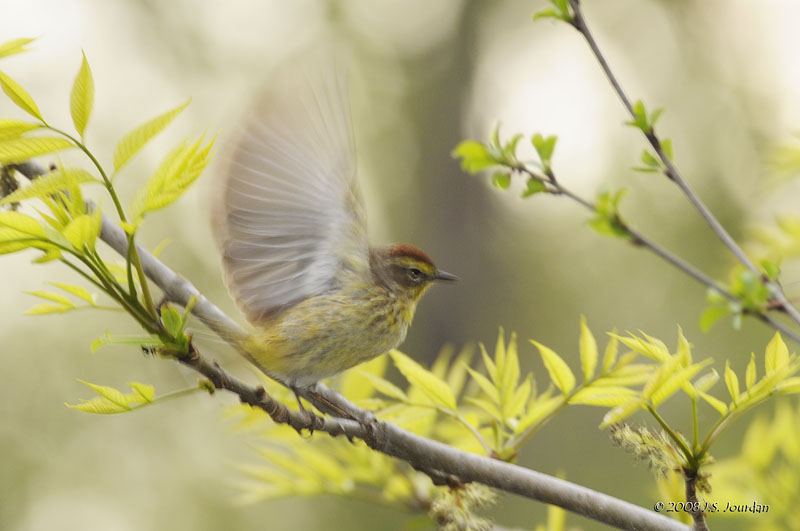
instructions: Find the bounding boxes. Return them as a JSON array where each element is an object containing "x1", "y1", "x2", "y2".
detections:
[{"x1": 370, "y1": 243, "x2": 457, "y2": 301}]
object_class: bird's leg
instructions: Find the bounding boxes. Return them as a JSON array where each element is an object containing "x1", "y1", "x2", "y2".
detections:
[
  {"x1": 304, "y1": 383, "x2": 382, "y2": 448},
  {"x1": 289, "y1": 384, "x2": 318, "y2": 435}
]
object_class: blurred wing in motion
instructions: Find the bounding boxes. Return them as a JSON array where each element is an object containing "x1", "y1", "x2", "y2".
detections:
[{"x1": 213, "y1": 61, "x2": 369, "y2": 323}]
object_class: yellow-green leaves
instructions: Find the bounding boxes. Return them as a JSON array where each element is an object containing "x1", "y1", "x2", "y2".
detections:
[
  {"x1": 128, "y1": 135, "x2": 214, "y2": 228},
  {"x1": 62, "y1": 208, "x2": 101, "y2": 252},
  {"x1": 0, "y1": 118, "x2": 39, "y2": 140},
  {"x1": 0, "y1": 37, "x2": 35, "y2": 59},
  {"x1": 0, "y1": 210, "x2": 47, "y2": 254},
  {"x1": 390, "y1": 350, "x2": 457, "y2": 411},
  {"x1": 66, "y1": 380, "x2": 154, "y2": 414},
  {"x1": 112, "y1": 99, "x2": 190, "y2": 173},
  {"x1": 0, "y1": 136, "x2": 73, "y2": 163},
  {"x1": 70, "y1": 52, "x2": 94, "y2": 138},
  {"x1": 0, "y1": 70, "x2": 43, "y2": 122},
  {"x1": 579, "y1": 316, "x2": 598, "y2": 380},
  {"x1": 533, "y1": 340, "x2": 575, "y2": 395},
  {"x1": 0, "y1": 167, "x2": 98, "y2": 205}
]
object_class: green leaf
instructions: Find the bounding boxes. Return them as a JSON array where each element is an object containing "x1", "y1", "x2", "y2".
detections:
[
  {"x1": 161, "y1": 303, "x2": 183, "y2": 336},
  {"x1": 0, "y1": 70, "x2": 43, "y2": 121},
  {"x1": 0, "y1": 136, "x2": 73, "y2": 164},
  {"x1": 601, "y1": 332, "x2": 619, "y2": 373},
  {"x1": 358, "y1": 371, "x2": 408, "y2": 402},
  {"x1": 625, "y1": 100, "x2": 649, "y2": 132},
  {"x1": 579, "y1": 316, "x2": 598, "y2": 381},
  {"x1": 699, "y1": 305, "x2": 729, "y2": 332},
  {"x1": 517, "y1": 395, "x2": 562, "y2": 433},
  {"x1": 568, "y1": 386, "x2": 637, "y2": 407},
  {"x1": 505, "y1": 375, "x2": 531, "y2": 420},
  {"x1": 532, "y1": 340, "x2": 575, "y2": 395},
  {"x1": 0, "y1": 118, "x2": 39, "y2": 141},
  {"x1": 24, "y1": 289, "x2": 73, "y2": 307},
  {"x1": 765, "y1": 332, "x2": 789, "y2": 373},
  {"x1": 390, "y1": 350, "x2": 457, "y2": 411},
  {"x1": 49, "y1": 281, "x2": 94, "y2": 304},
  {"x1": 0, "y1": 167, "x2": 97, "y2": 205},
  {"x1": 650, "y1": 360, "x2": 712, "y2": 407},
  {"x1": 531, "y1": 133, "x2": 557, "y2": 166},
  {"x1": 113, "y1": 98, "x2": 190, "y2": 172},
  {"x1": 521, "y1": 177, "x2": 547, "y2": 198},
  {"x1": 66, "y1": 380, "x2": 155, "y2": 414},
  {"x1": 600, "y1": 398, "x2": 643, "y2": 427},
  {"x1": 26, "y1": 303, "x2": 74, "y2": 315},
  {"x1": 533, "y1": 0, "x2": 571, "y2": 21},
  {"x1": 661, "y1": 138, "x2": 674, "y2": 161},
  {"x1": 70, "y1": 52, "x2": 94, "y2": 138},
  {"x1": 465, "y1": 364, "x2": 500, "y2": 404},
  {"x1": 745, "y1": 353, "x2": 757, "y2": 389},
  {"x1": 491, "y1": 171, "x2": 511, "y2": 190},
  {"x1": 464, "y1": 396, "x2": 503, "y2": 421},
  {"x1": 62, "y1": 210, "x2": 101, "y2": 252},
  {"x1": 451, "y1": 140, "x2": 498, "y2": 174},
  {"x1": 129, "y1": 135, "x2": 214, "y2": 225},
  {"x1": 0, "y1": 37, "x2": 35, "y2": 59},
  {"x1": 698, "y1": 390, "x2": 728, "y2": 416},
  {"x1": 0, "y1": 211, "x2": 45, "y2": 237},
  {"x1": 724, "y1": 360, "x2": 740, "y2": 405}
]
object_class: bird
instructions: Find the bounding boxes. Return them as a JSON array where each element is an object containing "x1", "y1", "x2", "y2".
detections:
[{"x1": 211, "y1": 60, "x2": 456, "y2": 399}]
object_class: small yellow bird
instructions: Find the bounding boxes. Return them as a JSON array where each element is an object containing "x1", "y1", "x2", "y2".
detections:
[{"x1": 212, "y1": 63, "x2": 456, "y2": 394}]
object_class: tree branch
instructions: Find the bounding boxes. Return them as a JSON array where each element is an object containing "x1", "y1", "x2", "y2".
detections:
[
  {"x1": 566, "y1": 0, "x2": 800, "y2": 330},
  {"x1": 11, "y1": 159, "x2": 688, "y2": 530},
  {"x1": 515, "y1": 164, "x2": 800, "y2": 345}
]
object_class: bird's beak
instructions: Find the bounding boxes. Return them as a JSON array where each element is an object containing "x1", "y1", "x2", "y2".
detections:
[{"x1": 434, "y1": 269, "x2": 459, "y2": 282}]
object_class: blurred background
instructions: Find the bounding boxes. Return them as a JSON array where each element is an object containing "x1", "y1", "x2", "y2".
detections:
[{"x1": 2, "y1": 0, "x2": 800, "y2": 529}]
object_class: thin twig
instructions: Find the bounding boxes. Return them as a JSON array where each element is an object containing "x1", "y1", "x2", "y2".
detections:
[{"x1": 566, "y1": 0, "x2": 800, "y2": 330}]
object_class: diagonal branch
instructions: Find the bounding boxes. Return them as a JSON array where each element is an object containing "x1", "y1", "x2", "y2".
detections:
[
  {"x1": 566, "y1": 0, "x2": 800, "y2": 329},
  {"x1": 11, "y1": 160, "x2": 687, "y2": 531}
]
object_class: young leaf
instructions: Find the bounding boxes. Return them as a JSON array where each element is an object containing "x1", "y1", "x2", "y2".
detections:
[
  {"x1": 129, "y1": 135, "x2": 214, "y2": 225},
  {"x1": 0, "y1": 70, "x2": 43, "y2": 121},
  {"x1": 26, "y1": 303, "x2": 75, "y2": 315},
  {"x1": 579, "y1": 316, "x2": 598, "y2": 380},
  {"x1": 0, "y1": 37, "x2": 35, "y2": 59},
  {"x1": 531, "y1": 133, "x2": 557, "y2": 167},
  {"x1": 390, "y1": 350, "x2": 457, "y2": 411},
  {"x1": 161, "y1": 303, "x2": 183, "y2": 337},
  {"x1": 49, "y1": 282, "x2": 94, "y2": 304},
  {"x1": 112, "y1": 98, "x2": 190, "y2": 172},
  {"x1": 451, "y1": 140, "x2": 498, "y2": 174},
  {"x1": 568, "y1": 386, "x2": 637, "y2": 407},
  {"x1": 465, "y1": 365, "x2": 500, "y2": 404},
  {"x1": 601, "y1": 332, "x2": 619, "y2": 373},
  {"x1": 745, "y1": 353, "x2": 757, "y2": 389},
  {"x1": 61, "y1": 210, "x2": 101, "y2": 252},
  {"x1": 699, "y1": 306, "x2": 729, "y2": 332},
  {"x1": 358, "y1": 371, "x2": 408, "y2": 402},
  {"x1": 0, "y1": 167, "x2": 97, "y2": 206},
  {"x1": 491, "y1": 172, "x2": 511, "y2": 190},
  {"x1": 532, "y1": 340, "x2": 576, "y2": 395},
  {"x1": 70, "y1": 51, "x2": 94, "y2": 138},
  {"x1": 0, "y1": 119, "x2": 39, "y2": 141},
  {"x1": 66, "y1": 380, "x2": 155, "y2": 414},
  {"x1": 0, "y1": 211, "x2": 45, "y2": 237},
  {"x1": 724, "y1": 360, "x2": 740, "y2": 405},
  {"x1": 698, "y1": 391, "x2": 728, "y2": 416},
  {"x1": 765, "y1": 332, "x2": 789, "y2": 373},
  {"x1": 521, "y1": 177, "x2": 547, "y2": 198},
  {"x1": 0, "y1": 136, "x2": 73, "y2": 164}
]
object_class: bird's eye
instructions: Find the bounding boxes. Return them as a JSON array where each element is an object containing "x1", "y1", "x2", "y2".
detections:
[{"x1": 408, "y1": 268, "x2": 423, "y2": 281}]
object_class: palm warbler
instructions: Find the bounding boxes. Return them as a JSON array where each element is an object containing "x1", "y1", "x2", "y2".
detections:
[{"x1": 212, "y1": 64, "x2": 455, "y2": 392}]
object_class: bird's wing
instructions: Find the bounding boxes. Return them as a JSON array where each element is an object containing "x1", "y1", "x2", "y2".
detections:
[{"x1": 212, "y1": 61, "x2": 369, "y2": 324}]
